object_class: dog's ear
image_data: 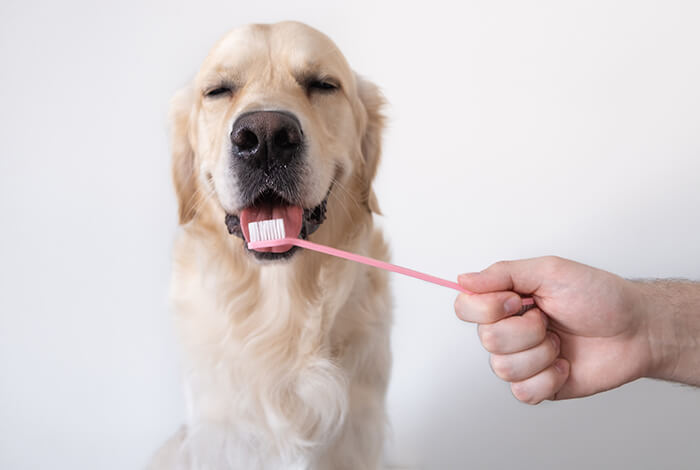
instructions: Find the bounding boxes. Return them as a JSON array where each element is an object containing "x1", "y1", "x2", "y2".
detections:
[
  {"x1": 170, "y1": 85, "x2": 199, "y2": 224},
  {"x1": 355, "y1": 75, "x2": 386, "y2": 215}
]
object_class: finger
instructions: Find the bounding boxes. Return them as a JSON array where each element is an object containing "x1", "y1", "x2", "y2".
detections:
[
  {"x1": 458, "y1": 256, "x2": 568, "y2": 296},
  {"x1": 478, "y1": 308, "x2": 548, "y2": 354},
  {"x1": 454, "y1": 290, "x2": 524, "y2": 324},
  {"x1": 510, "y1": 358, "x2": 570, "y2": 405},
  {"x1": 490, "y1": 332, "x2": 561, "y2": 382}
]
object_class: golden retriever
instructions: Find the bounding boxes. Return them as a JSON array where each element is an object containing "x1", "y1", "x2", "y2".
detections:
[{"x1": 149, "y1": 21, "x2": 392, "y2": 469}]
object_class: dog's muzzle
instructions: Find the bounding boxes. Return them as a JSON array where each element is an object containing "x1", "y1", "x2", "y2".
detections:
[{"x1": 224, "y1": 110, "x2": 331, "y2": 260}]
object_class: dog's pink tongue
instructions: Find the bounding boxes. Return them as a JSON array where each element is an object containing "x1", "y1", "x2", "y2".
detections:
[{"x1": 240, "y1": 204, "x2": 303, "y2": 253}]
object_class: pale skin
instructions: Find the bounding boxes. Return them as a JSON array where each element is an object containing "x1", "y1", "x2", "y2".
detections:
[{"x1": 454, "y1": 256, "x2": 700, "y2": 404}]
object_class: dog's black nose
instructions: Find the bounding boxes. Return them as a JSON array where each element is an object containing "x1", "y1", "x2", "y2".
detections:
[{"x1": 231, "y1": 111, "x2": 303, "y2": 167}]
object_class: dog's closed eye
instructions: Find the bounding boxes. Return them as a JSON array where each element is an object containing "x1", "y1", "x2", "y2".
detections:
[
  {"x1": 306, "y1": 79, "x2": 339, "y2": 94},
  {"x1": 204, "y1": 86, "x2": 234, "y2": 98}
]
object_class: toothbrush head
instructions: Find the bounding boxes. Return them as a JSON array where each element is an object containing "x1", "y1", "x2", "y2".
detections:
[
  {"x1": 248, "y1": 218, "x2": 285, "y2": 243},
  {"x1": 247, "y1": 219, "x2": 291, "y2": 250}
]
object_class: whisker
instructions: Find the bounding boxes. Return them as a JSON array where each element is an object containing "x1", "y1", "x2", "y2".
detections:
[
  {"x1": 330, "y1": 176, "x2": 361, "y2": 211},
  {"x1": 329, "y1": 177, "x2": 358, "y2": 219},
  {"x1": 187, "y1": 186, "x2": 216, "y2": 217},
  {"x1": 329, "y1": 187, "x2": 352, "y2": 222}
]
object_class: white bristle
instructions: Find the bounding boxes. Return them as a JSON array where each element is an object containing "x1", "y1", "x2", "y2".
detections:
[{"x1": 248, "y1": 218, "x2": 286, "y2": 243}]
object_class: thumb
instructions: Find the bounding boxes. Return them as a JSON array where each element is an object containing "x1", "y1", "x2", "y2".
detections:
[{"x1": 458, "y1": 257, "x2": 548, "y2": 295}]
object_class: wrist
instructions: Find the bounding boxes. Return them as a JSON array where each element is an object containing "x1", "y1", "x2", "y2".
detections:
[
  {"x1": 634, "y1": 281, "x2": 680, "y2": 381},
  {"x1": 634, "y1": 280, "x2": 700, "y2": 385}
]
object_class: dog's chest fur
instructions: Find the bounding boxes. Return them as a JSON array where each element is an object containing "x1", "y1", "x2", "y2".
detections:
[{"x1": 166, "y1": 225, "x2": 391, "y2": 469}]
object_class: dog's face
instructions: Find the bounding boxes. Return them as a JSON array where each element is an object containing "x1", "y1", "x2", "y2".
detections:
[{"x1": 171, "y1": 22, "x2": 384, "y2": 261}]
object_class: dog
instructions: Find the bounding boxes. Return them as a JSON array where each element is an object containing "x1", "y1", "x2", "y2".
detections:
[{"x1": 149, "y1": 21, "x2": 392, "y2": 469}]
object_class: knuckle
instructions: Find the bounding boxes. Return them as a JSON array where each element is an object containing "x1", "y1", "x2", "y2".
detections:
[
  {"x1": 491, "y1": 260, "x2": 511, "y2": 272},
  {"x1": 490, "y1": 355, "x2": 514, "y2": 381},
  {"x1": 481, "y1": 309, "x2": 500, "y2": 325},
  {"x1": 453, "y1": 295, "x2": 468, "y2": 320},
  {"x1": 543, "y1": 255, "x2": 566, "y2": 273},
  {"x1": 510, "y1": 382, "x2": 530, "y2": 402},
  {"x1": 465, "y1": 295, "x2": 500, "y2": 324},
  {"x1": 511, "y1": 382, "x2": 541, "y2": 405},
  {"x1": 479, "y1": 325, "x2": 500, "y2": 352}
]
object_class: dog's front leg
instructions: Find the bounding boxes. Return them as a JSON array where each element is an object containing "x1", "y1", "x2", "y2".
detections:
[{"x1": 314, "y1": 381, "x2": 387, "y2": 470}]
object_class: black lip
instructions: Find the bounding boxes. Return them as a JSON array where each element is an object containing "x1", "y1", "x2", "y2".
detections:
[
  {"x1": 224, "y1": 186, "x2": 330, "y2": 261},
  {"x1": 245, "y1": 244, "x2": 301, "y2": 261}
]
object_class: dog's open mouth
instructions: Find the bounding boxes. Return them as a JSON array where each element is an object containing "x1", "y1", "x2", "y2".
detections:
[{"x1": 225, "y1": 189, "x2": 329, "y2": 261}]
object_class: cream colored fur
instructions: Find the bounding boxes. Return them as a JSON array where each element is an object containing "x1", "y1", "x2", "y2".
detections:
[{"x1": 149, "y1": 22, "x2": 392, "y2": 470}]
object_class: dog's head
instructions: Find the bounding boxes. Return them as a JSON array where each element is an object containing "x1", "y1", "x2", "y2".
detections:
[{"x1": 171, "y1": 21, "x2": 384, "y2": 261}]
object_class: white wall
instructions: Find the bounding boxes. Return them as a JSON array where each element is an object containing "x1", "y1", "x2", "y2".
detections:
[{"x1": 1, "y1": 1, "x2": 699, "y2": 468}]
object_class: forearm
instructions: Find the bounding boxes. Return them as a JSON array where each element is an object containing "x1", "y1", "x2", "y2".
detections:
[{"x1": 635, "y1": 280, "x2": 700, "y2": 386}]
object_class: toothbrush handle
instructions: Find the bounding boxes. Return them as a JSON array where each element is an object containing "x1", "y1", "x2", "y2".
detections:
[{"x1": 288, "y1": 238, "x2": 535, "y2": 306}]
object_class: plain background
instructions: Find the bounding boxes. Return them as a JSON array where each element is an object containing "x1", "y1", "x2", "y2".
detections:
[{"x1": 1, "y1": 0, "x2": 699, "y2": 468}]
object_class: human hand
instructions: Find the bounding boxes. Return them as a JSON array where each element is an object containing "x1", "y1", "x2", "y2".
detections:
[{"x1": 454, "y1": 256, "x2": 656, "y2": 404}]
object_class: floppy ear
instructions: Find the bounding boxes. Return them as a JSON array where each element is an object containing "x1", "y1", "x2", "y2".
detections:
[
  {"x1": 355, "y1": 75, "x2": 386, "y2": 214},
  {"x1": 169, "y1": 86, "x2": 199, "y2": 224}
]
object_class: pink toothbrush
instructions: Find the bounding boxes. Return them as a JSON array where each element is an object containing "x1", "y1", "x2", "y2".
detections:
[{"x1": 247, "y1": 218, "x2": 535, "y2": 305}]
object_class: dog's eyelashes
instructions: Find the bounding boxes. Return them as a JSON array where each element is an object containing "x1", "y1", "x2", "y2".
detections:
[
  {"x1": 204, "y1": 86, "x2": 233, "y2": 98},
  {"x1": 307, "y1": 80, "x2": 338, "y2": 93}
]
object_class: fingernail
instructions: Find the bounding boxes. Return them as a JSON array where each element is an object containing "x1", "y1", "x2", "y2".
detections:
[
  {"x1": 504, "y1": 297, "x2": 522, "y2": 315},
  {"x1": 553, "y1": 358, "x2": 567, "y2": 374},
  {"x1": 550, "y1": 333, "x2": 560, "y2": 351}
]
